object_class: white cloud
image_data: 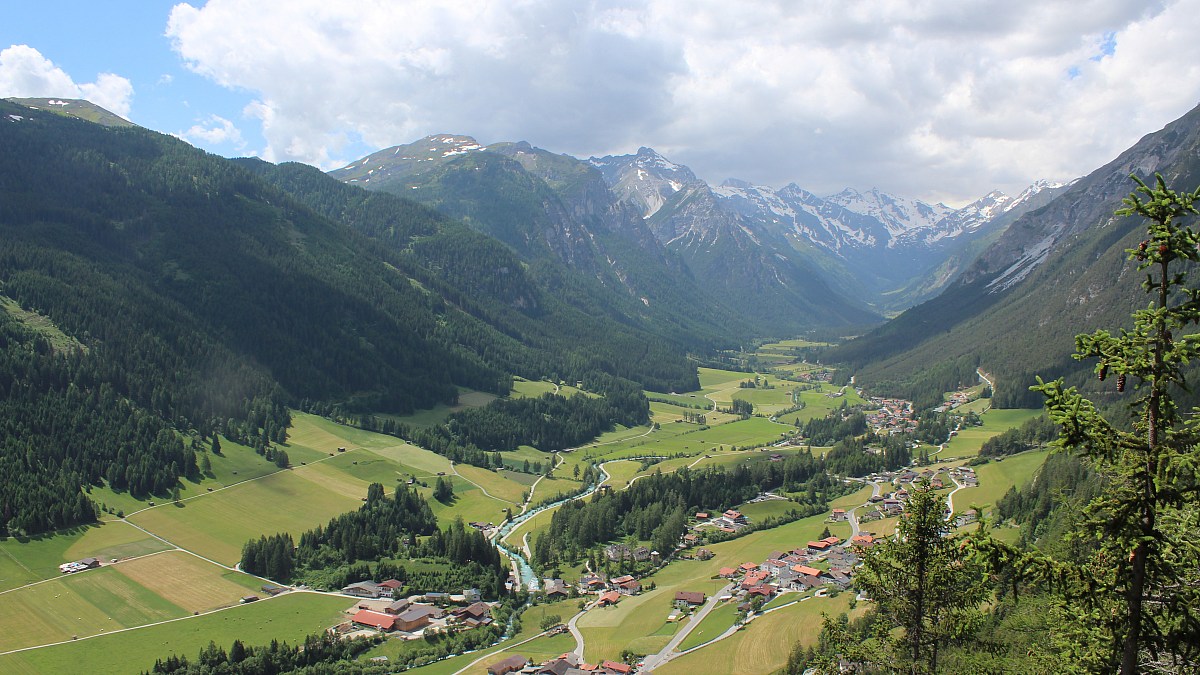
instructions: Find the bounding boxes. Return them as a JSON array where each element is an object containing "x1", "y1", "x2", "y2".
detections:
[
  {"x1": 165, "y1": 0, "x2": 1200, "y2": 202},
  {"x1": 0, "y1": 44, "x2": 133, "y2": 117},
  {"x1": 177, "y1": 113, "x2": 244, "y2": 147}
]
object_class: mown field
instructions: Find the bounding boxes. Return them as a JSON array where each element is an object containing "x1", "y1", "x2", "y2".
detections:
[{"x1": 0, "y1": 592, "x2": 351, "y2": 675}]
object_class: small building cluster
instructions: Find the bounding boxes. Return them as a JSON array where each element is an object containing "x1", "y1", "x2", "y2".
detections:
[
  {"x1": 335, "y1": 581, "x2": 492, "y2": 638},
  {"x1": 866, "y1": 397, "x2": 917, "y2": 434},
  {"x1": 59, "y1": 557, "x2": 101, "y2": 574}
]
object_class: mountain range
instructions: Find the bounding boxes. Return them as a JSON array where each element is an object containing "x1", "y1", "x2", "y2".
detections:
[{"x1": 334, "y1": 136, "x2": 1063, "y2": 323}]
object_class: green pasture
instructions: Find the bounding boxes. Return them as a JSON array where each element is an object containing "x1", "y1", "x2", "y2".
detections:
[
  {"x1": 455, "y1": 464, "x2": 526, "y2": 505},
  {"x1": 656, "y1": 593, "x2": 856, "y2": 675},
  {"x1": 937, "y1": 408, "x2": 1042, "y2": 459},
  {"x1": 427, "y1": 476, "x2": 512, "y2": 527},
  {"x1": 677, "y1": 601, "x2": 740, "y2": 651},
  {"x1": 126, "y1": 464, "x2": 363, "y2": 566},
  {"x1": 0, "y1": 565, "x2": 186, "y2": 652},
  {"x1": 775, "y1": 384, "x2": 867, "y2": 424},
  {"x1": 955, "y1": 448, "x2": 1051, "y2": 514},
  {"x1": 0, "y1": 522, "x2": 169, "y2": 592},
  {"x1": 829, "y1": 484, "x2": 874, "y2": 511},
  {"x1": 734, "y1": 500, "x2": 799, "y2": 523},
  {"x1": 0, "y1": 592, "x2": 350, "y2": 675},
  {"x1": 374, "y1": 389, "x2": 499, "y2": 429}
]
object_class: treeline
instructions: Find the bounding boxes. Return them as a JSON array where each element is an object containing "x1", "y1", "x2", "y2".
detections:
[
  {"x1": 145, "y1": 633, "x2": 384, "y2": 675},
  {"x1": 996, "y1": 452, "x2": 1103, "y2": 550},
  {"x1": 800, "y1": 409, "x2": 867, "y2": 445},
  {"x1": 532, "y1": 454, "x2": 836, "y2": 569},
  {"x1": 0, "y1": 312, "x2": 196, "y2": 535},
  {"x1": 241, "y1": 483, "x2": 436, "y2": 581},
  {"x1": 979, "y1": 414, "x2": 1059, "y2": 458},
  {"x1": 240, "y1": 484, "x2": 505, "y2": 597},
  {"x1": 824, "y1": 434, "x2": 912, "y2": 477}
]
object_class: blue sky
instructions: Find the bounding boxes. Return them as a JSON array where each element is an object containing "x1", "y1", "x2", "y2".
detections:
[{"x1": 3, "y1": 1, "x2": 1200, "y2": 204}]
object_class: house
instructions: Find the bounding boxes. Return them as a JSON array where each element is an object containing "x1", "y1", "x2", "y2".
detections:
[
  {"x1": 605, "y1": 543, "x2": 632, "y2": 562},
  {"x1": 851, "y1": 534, "x2": 876, "y2": 549},
  {"x1": 806, "y1": 540, "x2": 831, "y2": 552},
  {"x1": 601, "y1": 660, "x2": 632, "y2": 674},
  {"x1": 718, "y1": 566, "x2": 738, "y2": 578},
  {"x1": 395, "y1": 604, "x2": 445, "y2": 632},
  {"x1": 696, "y1": 548, "x2": 714, "y2": 560},
  {"x1": 614, "y1": 577, "x2": 641, "y2": 595},
  {"x1": 674, "y1": 591, "x2": 705, "y2": 607},
  {"x1": 342, "y1": 581, "x2": 384, "y2": 598},
  {"x1": 830, "y1": 508, "x2": 847, "y2": 522},
  {"x1": 538, "y1": 653, "x2": 582, "y2": 675},
  {"x1": 822, "y1": 536, "x2": 841, "y2": 546},
  {"x1": 352, "y1": 609, "x2": 398, "y2": 632},
  {"x1": 955, "y1": 509, "x2": 979, "y2": 527},
  {"x1": 695, "y1": 512, "x2": 710, "y2": 520},
  {"x1": 462, "y1": 588, "x2": 483, "y2": 603},
  {"x1": 632, "y1": 546, "x2": 652, "y2": 562},
  {"x1": 544, "y1": 579, "x2": 570, "y2": 599},
  {"x1": 682, "y1": 533, "x2": 700, "y2": 547},
  {"x1": 384, "y1": 598, "x2": 412, "y2": 615},
  {"x1": 452, "y1": 602, "x2": 491, "y2": 624},
  {"x1": 792, "y1": 564, "x2": 822, "y2": 578},
  {"x1": 378, "y1": 579, "x2": 404, "y2": 593},
  {"x1": 747, "y1": 584, "x2": 774, "y2": 598},
  {"x1": 487, "y1": 655, "x2": 529, "y2": 675},
  {"x1": 723, "y1": 509, "x2": 748, "y2": 525},
  {"x1": 578, "y1": 572, "x2": 607, "y2": 593},
  {"x1": 596, "y1": 590, "x2": 621, "y2": 607},
  {"x1": 424, "y1": 592, "x2": 449, "y2": 604},
  {"x1": 739, "y1": 561, "x2": 760, "y2": 573}
]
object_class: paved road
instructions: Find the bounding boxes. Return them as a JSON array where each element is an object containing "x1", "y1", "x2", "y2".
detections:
[
  {"x1": 843, "y1": 480, "x2": 882, "y2": 544},
  {"x1": 567, "y1": 608, "x2": 587, "y2": 658}
]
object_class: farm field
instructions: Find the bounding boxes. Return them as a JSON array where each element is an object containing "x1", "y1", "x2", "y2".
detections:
[
  {"x1": 109, "y1": 550, "x2": 262, "y2": 613},
  {"x1": 676, "y1": 601, "x2": 739, "y2": 651},
  {"x1": 0, "y1": 522, "x2": 169, "y2": 591},
  {"x1": 937, "y1": 408, "x2": 1042, "y2": 459},
  {"x1": 655, "y1": 593, "x2": 858, "y2": 675},
  {"x1": 0, "y1": 592, "x2": 350, "y2": 675},
  {"x1": 0, "y1": 564, "x2": 186, "y2": 652},
  {"x1": 126, "y1": 464, "x2": 364, "y2": 566},
  {"x1": 954, "y1": 448, "x2": 1052, "y2": 514}
]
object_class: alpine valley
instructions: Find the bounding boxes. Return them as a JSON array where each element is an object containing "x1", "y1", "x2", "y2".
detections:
[{"x1": 3, "y1": 93, "x2": 1200, "y2": 675}]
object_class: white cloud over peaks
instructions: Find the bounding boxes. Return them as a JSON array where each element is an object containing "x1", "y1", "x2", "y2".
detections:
[
  {"x1": 0, "y1": 45, "x2": 134, "y2": 117},
  {"x1": 166, "y1": 1, "x2": 1200, "y2": 202}
]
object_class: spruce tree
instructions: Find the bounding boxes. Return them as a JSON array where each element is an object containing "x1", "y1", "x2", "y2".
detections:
[
  {"x1": 1031, "y1": 174, "x2": 1200, "y2": 672},
  {"x1": 853, "y1": 480, "x2": 987, "y2": 673}
]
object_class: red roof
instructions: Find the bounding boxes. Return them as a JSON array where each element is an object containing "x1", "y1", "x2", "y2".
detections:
[
  {"x1": 807, "y1": 540, "x2": 831, "y2": 550},
  {"x1": 352, "y1": 609, "x2": 397, "y2": 631},
  {"x1": 718, "y1": 567, "x2": 737, "y2": 577},
  {"x1": 602, "y1": 660, "x2": 632, "y2": 674},
  {"x1": 792, "y1": 565, "x2": 822, "y2": 577},
  {"x1": 822, "y1": 536, "x2": 840, "y2": 544},
  {"x1": 598, "y1": 591, "x2": 620, "y2": 605},
  {"x1": 378, "y1": 579, "x2": 403, "y2": 589},
  {"x1": 739, "y1": 561, "x2": 759, "y2": 570}
]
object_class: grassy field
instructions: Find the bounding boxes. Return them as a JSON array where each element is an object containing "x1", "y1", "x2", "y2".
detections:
[
  {"x1": 937, "y1": 408, "x2": 1042, "y2": 459},
  {"x1": 656, "y1": 593, "x2": 857, "y2": 675},
  {"x1": 0, "y1": 592, "x2": 351, "y2": 675},
  {"x1": 0, "y1": 565, "x2": 186, "y2": 652},
  {"x1": 0, "y1": 522, "x2": 170, "y2": 591},
  {"x1": 954, "y1": 448, "x2": 1052, "y2": 514},
  {"x1": 110, "y1": 551, "x2": 262, "y2": 613},
  {"x1": 126, "y1": 465, "x2": 363, "y2": 566},
  {"x1": 676, "y1": 601, "x2": 739, "y2": 651}
]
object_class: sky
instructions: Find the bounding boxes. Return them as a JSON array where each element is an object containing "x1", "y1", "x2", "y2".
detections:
[{"x1": 3, "y1": 1, "x2": 1200, "y2": 206}]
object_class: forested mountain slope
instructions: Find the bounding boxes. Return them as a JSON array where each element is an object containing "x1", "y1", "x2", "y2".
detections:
[
  {"x1": 826, "y1": 102, "x2": 1200, "y2": 408},
  {"x1": 332, "y1": 136, "x2": 878, "y2": 335},
  {"x1": 0, "y1": 100, "x2": 703, "y2": 536}
]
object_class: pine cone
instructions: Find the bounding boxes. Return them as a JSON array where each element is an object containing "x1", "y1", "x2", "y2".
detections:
[
  {"x1": 1117, "y1": 373, "x2": 1127, "y2": 392},
  {"x1": 1098, "y1": 364, "x2": 1108, "y2": 381}
]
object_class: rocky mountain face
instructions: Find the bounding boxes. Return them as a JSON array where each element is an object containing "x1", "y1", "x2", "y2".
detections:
[
  {"x1": 825, "y1": 101, "x2": 1200, "y2": 408},
  {"x1": 332, "y1": 138, "x2": 879, "y2": 334},
  {"x1": 591, "y1": 147, "x2": 1064, "y2": 311}
]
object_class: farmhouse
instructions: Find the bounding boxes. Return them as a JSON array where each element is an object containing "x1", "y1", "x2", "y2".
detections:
[
  {"x1": 674, "y1": 590, "x2": 706, "y2": 607},
  {"x1": 395, "y1": 604, "x2": 446, "y2": 632},
  {"x1": 596, "y1": 590, "x2": 621, "y2": 606},
  {"x1": 806, "y1": 540, "x2": 831, "y2": 552},
  {"x1": 342, "y1": 581, "x2": 384, "y2": 598},
  {"x1": 487, "y1": 655, "x2": 529, "y2": 675},
  {"x1": 830, "y1": 508, "x2": 847, "y2": 522},
  {"x1": 718, "y1": 566, "x2": 738, "y2": 578},
  {"x1": 544, "y1": 578, "x2": 570, "y2": 599}
]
